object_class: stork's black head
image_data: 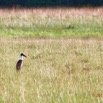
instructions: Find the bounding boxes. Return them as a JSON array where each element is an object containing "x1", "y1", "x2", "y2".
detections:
[{"x1": 20, "y1": 53, "x2": 27, "y2": 58}]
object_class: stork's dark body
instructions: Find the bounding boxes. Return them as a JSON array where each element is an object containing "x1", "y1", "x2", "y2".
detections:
[
  {"x1": 16, "y1": 53, "x2": 27, "y2": 71},
  {"x1": 16, "y1": 60, "x2": 22, "y2": 70}
]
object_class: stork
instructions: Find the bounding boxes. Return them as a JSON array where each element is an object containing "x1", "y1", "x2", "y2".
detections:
[{"x1": 16, "y1": 53, "x2": 27, "y2": 70}]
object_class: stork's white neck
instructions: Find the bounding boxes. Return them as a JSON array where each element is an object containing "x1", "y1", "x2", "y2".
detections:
[{"x1": 20, "y1": 55, "x2": 23, "y2": 60}]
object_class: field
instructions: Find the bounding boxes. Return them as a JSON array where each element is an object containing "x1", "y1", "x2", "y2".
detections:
[
  {"x1": 0, "y1": 7, "x2": 103, "y2": 38},
  {"x1": 0, "y1": 7, "x2": 103, "y2": 103}
]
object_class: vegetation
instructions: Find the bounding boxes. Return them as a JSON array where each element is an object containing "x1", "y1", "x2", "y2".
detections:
[
  {"x1": 0, "y1": 39, "x2": 103, "y2": 103},
  {"x1": 0, "y1": 7, "x2": 103, "y2": 39},
  {"x1": 0, "y1": 7, "x2": 103, "y2": 103},
  {"x1": 0, "y1": 0, "x2": 103, "y2": 7}
]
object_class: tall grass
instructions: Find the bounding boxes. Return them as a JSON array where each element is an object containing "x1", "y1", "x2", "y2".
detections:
[
  {"x1": 0, "y1": 39, "x2": 103, "y2": 103},
  {"x1": 0, "y1": 7, "x2": 103, "y2": 38},
  {"x1": 0, "y1": 7, "x2": 103, "y2": 103}
]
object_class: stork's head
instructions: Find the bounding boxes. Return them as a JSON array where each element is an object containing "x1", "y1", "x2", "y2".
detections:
[
  {"x1": 20, "y1": 53, "x2": 27, "y2": 60},
  {"x1": 20, "y1": 53, "x2": 27, "y2": 58}
]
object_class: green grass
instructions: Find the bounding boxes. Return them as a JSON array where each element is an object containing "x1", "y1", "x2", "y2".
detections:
[
  {"x1": 0, "y1": 8, "x2": 103, "y2": 39},
  {"x1": 0, "y1": 18, "x2": 103, "y2": 39},
  {"x1": 0, "y1": 39, "x2": 103, "y2": 103}
]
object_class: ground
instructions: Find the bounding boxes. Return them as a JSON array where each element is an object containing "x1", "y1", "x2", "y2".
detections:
[
  {"x1": 0, "y1": 7, "x2": 103, "y2": 103},
  {"x1": 0, "y1": 38, "x2": 103, "y2": 103}
]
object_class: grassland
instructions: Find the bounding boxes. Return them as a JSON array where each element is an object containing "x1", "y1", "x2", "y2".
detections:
[
  {"x1": 0, "y1": 7, "x2": 103, "y2": 103},
  {"x1": 0, "y1": 39, "x2": 103, "y2": 103},
  {"x1": 0, "y1": 7, "x2": 103, "y2": 38}
]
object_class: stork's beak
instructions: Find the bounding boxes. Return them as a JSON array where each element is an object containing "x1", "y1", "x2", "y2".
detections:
[{"x1": 23, "y1": 54, "x2": 27, "y2": 58}]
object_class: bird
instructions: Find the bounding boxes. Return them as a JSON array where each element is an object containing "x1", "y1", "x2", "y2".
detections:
[{"x1": 16, "y1": 53, "x2": 27, "y2": 70}]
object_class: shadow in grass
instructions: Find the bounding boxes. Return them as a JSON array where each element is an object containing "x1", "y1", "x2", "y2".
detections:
[{"x1": 62, "y1": 25, "x2": 75, "y2": 30}]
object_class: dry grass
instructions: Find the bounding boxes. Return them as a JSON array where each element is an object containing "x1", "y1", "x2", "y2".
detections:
[
  {"x1": 0, "y1": 7, "x2": 103, "y2": 102},
  {"x1": 0, "y1": 39, "x2": 103, "y2": 103},
  {"x1": 0, "y1": 7, "x2": 103, "y2": 18}
]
